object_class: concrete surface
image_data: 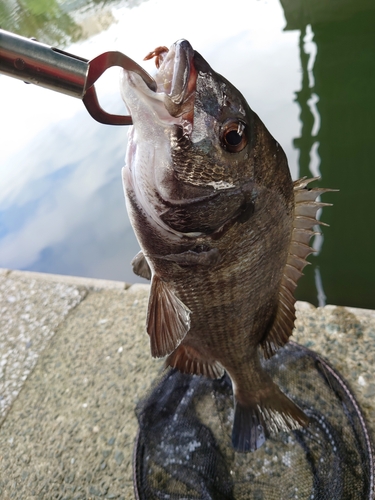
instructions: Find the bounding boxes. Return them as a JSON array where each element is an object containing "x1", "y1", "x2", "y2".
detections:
[{"x1": 0, "y1": 269, "x2": 373, "y2": 499}]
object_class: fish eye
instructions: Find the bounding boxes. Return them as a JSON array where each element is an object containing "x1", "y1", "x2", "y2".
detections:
[{"x1": 220, "y1": 120, "x2": 247, "y2": 153}]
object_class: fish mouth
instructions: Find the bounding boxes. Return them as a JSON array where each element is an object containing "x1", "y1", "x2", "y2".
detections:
[
  {"x1": 149, "y1": 40, "x2": 197, "y2": 119},
  {"x1": 121, "y1": 40, "x2": 197, "y2": 125}
]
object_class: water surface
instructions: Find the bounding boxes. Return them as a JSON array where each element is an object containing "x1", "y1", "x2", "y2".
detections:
[{"x1": 1, "y1": 0, "x2": 374, "y2": 308}]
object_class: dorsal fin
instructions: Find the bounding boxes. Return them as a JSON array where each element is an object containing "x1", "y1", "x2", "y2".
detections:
[
  {"x1": 261, "y1": 177, "x2": 336, "y2": 359},
  {"x1": 147, "y1": 275, "x2": 191, "y2": 358}
]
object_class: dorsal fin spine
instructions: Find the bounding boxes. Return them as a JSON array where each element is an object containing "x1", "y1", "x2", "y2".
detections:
[{"x1": 261, "y1": 178, "x2": 336, "y2": 359}]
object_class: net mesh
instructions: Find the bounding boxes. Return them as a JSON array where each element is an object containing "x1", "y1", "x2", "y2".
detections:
[{"x1": 133, "y1": 342, "x2": 374, "y2": 500}]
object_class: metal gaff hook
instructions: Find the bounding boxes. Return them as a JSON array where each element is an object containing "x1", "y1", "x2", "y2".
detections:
[{"x1": 83, "y1": 51, "x2": 156, "y2": 125}]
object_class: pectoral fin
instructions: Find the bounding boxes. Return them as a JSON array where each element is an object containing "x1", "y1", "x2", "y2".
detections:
[
  {"x1": 147, "y1": 276, "x2": 191, "y2": 358},
  {"x1": 262, "y1": 177, "x2": 336, "y2": 359},
  {"x1": 158, "y1": 247, "x2": 220, "y2": 267},
  {"x1": 131, "y1": 251, "x2": 152, "y2": 280},
  {"x1": 166, "y1": 344, "x2": 224, "y2": 379}
]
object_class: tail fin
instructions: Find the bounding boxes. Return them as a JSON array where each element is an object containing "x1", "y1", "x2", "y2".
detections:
[
  {"x1": 232, "y1": 403, "x2": 267, "y2": 452},
  {"x1": 232, "y1": 384, "x2": 308, "y2": 452}
]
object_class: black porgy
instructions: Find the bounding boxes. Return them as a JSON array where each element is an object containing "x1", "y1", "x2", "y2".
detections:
[{"x1": 120, "y1": 40, "x2": 333, "y2": 452}]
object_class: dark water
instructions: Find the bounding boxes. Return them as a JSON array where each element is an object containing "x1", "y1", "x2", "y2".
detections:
[
  {"x1": 1, "y1": 0, "x2": 374, "y2": 309},
  {"x1": 283, "y1": 2, "x2": 375, "y2": 309}
]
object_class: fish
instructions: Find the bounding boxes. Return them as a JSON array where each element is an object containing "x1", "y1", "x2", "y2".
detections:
[{"x1": 120, "y1": 40, "x2": 333, "y2": 452}]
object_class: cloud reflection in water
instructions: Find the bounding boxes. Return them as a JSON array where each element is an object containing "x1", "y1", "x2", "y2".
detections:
[{"x1": 0, "y1": 96, "x2": 144, "y2": 282}]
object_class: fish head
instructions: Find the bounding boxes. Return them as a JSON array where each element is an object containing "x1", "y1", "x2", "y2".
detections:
[{"x1": 121, "y1": 39, "x2": 293, "y2": 246}]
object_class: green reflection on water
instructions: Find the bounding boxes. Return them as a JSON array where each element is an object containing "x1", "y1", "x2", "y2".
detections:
[
  {"x1": 1, "y1": 0, "x2": 78, "y2": 46},
  {"x1": 287, "y1": 4, "x2": 375, "y2": 308},
  {"x1": 0, "y1": 0, "x2": 127, "y2": 47}
]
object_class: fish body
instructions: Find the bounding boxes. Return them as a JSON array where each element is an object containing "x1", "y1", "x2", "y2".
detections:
[{"x1": 121, "y1": 40, "x2": 331, "y2": 451}]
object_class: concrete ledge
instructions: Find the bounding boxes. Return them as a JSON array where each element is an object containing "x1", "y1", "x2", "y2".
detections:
[
  {"x1": 0, "y1": 270, "x2": 373, "y2": 499},
  {"x1": 0, "y1": 270, "x2": 158, "y2": 499},
  {"x1": 0, "y1": 268, "x2": 131, "y2": 290}
]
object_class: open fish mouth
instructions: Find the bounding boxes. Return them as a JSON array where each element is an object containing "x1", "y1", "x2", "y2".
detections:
[
  {"x1": 145, "y1": 40, "x2": 196, "y2": 116},
  {"x1": 121, "y1": 40, "x2": 197, "y2": 124}
]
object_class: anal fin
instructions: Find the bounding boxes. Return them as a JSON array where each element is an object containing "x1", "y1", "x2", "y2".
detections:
[
  {"x1": 166, "y1": 344, "x2": 224, "y2": 379},
  {"x1": 232, "y1": 383, "x2": 308, "y2": 452},
  {"x1": 147, "y1": 276, "x2": 191, "y2": 358}
]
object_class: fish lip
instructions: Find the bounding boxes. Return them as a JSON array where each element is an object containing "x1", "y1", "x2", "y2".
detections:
[
  {"x1": 121, "y1": 40, "x2": 196, "y2": 123},
  {"x1": 147, "y1": 40, "x2": 194, "y2": 100},
  {"x1": 120, "y1": 40, "x2": 195, "y2": 126},
  {"x1": 165, "y1": 39, "x2": 195, "y2": 106},
  {"x1": 143, "y1": 39, "x2": 195, "y2": 119}
]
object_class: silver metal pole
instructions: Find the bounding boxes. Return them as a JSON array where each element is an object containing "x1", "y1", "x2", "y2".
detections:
[{"x1": 0, "y1": 29, "x2": 88, "y2": 99}]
